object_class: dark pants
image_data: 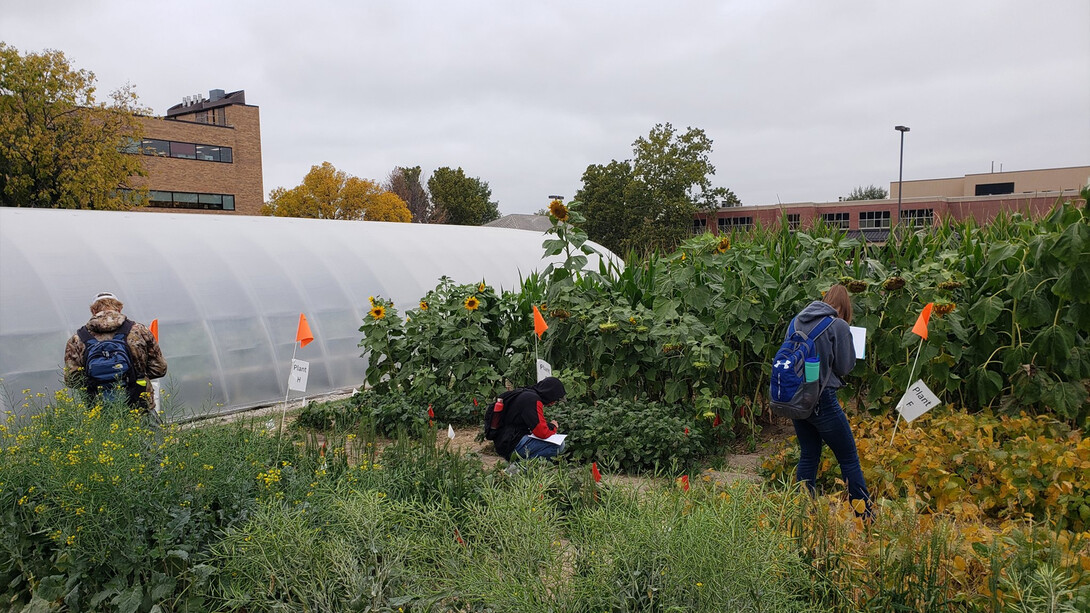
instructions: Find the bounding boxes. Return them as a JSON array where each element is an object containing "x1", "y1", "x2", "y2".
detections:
[
  {"x1": 793, "y1": 387, "x2": 872, "y2": 516},
  {"x1": 512, "y1": 435, "x2": 566, "y2": 461}
]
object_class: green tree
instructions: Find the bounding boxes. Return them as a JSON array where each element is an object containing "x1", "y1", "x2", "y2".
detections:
[
  {"x1": 385, "y1": 165, "x2": 440, "y2": 223},
  {"x1": 262, "y1": 161, "x2": 411, "y2": 222},
  {"x1": 427, "y1": 166, "x2": 500, "y2": 225},
  {"x1": 0, "y1": 43, "x2": 148, "y2": 209},
  {"x1": 844, "y1": 184, "x2": 888, "y2": 200},
  {"x1": 577, "y1": 123, "x2": 738, "y2": 254}
]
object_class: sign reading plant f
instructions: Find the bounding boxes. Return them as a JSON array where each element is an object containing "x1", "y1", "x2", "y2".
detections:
[{"x1": 896, "y1": 379, "x2": 940, "y2": 422}]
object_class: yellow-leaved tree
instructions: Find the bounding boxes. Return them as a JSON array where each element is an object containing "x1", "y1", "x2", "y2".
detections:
[
  {"x1": 0, "y1": 43, "x2": 149, "y2": 209},
  {"x1": 262, "y1": 162, "x2": 411, "y2": 222}
]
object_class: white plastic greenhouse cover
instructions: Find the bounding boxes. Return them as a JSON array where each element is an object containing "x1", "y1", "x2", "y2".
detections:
[{"x1": 0, "y1": 208, "x2": 618, "y2": 420}]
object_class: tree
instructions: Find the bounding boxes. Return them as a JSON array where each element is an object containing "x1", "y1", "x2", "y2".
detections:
[
  {"x1": 262, "y1": 161, "x2": 411, "y2": 222},
  {"x1": 385, "y1": 165, "x2": 441, "y2": 223},
  {"x1": 0, "y1": 43, "x2": 148, "y2": 209},
  {"x1": 577, "y1": 123, "x2": 738, "y2": 254},
  {"x1": 427, "y1": 166, "x2": 500, "y2": 225},
  {"x1": 632, "y1": 123, "x2": 738, "y2": 209},
  {"x1": 844, "y1": 184, "x2": 888, "y2": 200}
]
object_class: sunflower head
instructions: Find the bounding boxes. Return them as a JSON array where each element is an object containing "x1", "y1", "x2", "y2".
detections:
[
  {"x1": 548, "y1": 199, "x2": 569, "y2": 222},
  {"x1": 478, "y1": 281, "x2": 487, "y2": 293},
  {"x1": 369, "y1": 305, "x2": 386, "y2": 320},
  {"x1": 716, "y1": 237, "x2": 731, "y2": 253},
  {"x1": 419, "y1": 300, "x2": 428, "y2": 311},
  {"x1": 368, "y1": 296, "x2": 375, "y2": 305},
  {"x1": 934, "y1": 301, "x2": 956, "y2": 316},
  {"x1": 464, "y1": 296, "x2": 480, "y2": 311},
  {"x1": 882, "y1": 276, "x2": 906, "y2": 291}
]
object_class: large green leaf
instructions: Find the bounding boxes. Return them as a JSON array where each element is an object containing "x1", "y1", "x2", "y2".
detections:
[
  {"x1": 1053, "y1": 257, "x2": 1090, "y2": 302},
  {"x1": 1029, "y1": 325, "x2": 1074, "y2": 367},
  {"x1": 1041, "y1": 380, "x2": 1088, "y2": 420},
  {"x1": 968, "y1": 295, "x2": 1005, "y2": 329}
]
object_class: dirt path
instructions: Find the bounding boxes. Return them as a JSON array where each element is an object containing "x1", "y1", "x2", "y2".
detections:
[{"x1": 198, "y1": 400, "x2": 789, "y2": 487}]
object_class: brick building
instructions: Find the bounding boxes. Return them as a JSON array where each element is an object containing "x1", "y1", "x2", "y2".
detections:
[
  {"x1": 128, "y1": 89, "x2": 263, "y2": 215},
  {"x1": 695, "y1": 166, "x2": 1088, "y2": 241}
]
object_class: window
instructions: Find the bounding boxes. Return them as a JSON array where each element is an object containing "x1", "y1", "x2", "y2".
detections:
[
  {"x1": 975, "y1": 182, "x2": 1014, "y2": 196},
  {"x1": 787, "y1": 213, "x2": 800, "y2": 230},
  {"x1": 692, "y1": 218, "x2": 707, "y2": 235},
  {"x1": 193, "y1": 107, "x2": 227, "y2": 125},
  {"x1": 131, "y1": 189, "x2": 236, "y2": 211},
  {"x1": 170, "y1": 142, "x2": 197, "y2": 159},
  {"x1": 859, "y1": 210, "x2": 891, "y2": 229},
  {"x1": 821, "y1": 212, "x2": 849, "y2": 229},
  {"x1": 141, "y1": 139, "x2": 170, "y2": 157},
  {"x1": 718, "y1": 216, "x2": 753, "y2": 231},
  {"x1": 130, "y1": 139, "x2": 232, "y2": 163},
  {"x1": 901, "y1": 208, "x2": 934, "y2": 228}
]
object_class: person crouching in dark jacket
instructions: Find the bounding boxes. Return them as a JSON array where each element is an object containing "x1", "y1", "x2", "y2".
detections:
[{"x1": 494, "y1": 377, "x2": 567, "y2": 462}]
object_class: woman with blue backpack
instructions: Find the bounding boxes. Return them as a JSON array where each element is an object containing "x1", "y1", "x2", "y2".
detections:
[{"x1": 772, "y1": 284, "x2": 873, "y2": 519}]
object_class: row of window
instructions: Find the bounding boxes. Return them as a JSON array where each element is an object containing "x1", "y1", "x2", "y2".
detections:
[
  {"x1": 124, "y1": 138, "x2": 233, "y2": 163},
  {"x1": 697, "y1": 209, "x2": 935, "y2": 233},
  {"x1": 147, "y1": 190, "x2": 235, "y2": 211}
]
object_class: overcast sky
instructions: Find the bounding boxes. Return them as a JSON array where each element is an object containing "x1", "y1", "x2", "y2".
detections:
[{"x1": 3, "y1": 1, "x2": 1088, "y2": 214}]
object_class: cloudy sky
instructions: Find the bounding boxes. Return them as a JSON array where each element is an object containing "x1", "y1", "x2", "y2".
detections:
[{"x1": 3, "y1": 1, "x2": 1088, "y2": 214}]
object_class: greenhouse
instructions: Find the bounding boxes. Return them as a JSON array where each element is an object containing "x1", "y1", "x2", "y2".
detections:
[{"x1": 0, "y1": 207, "x2": 614, "y2": 420}]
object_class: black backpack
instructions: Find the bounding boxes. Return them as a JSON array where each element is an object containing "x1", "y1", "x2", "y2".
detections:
[{"x1": 483, "y1": 388, "x2": 527, "y2": 441}]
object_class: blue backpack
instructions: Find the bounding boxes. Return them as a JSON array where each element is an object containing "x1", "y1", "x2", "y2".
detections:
[
  {"x1": 769, "y1": 316, "x2": 833, "y2": 420},
  {"x1": 78, "y1": 320, "x2": 136, "y2": 400}
]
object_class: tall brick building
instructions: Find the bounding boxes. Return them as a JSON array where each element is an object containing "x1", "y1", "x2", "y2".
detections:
[{"x1": 128, "y1": 89, "x2": 263, "y2": 215}]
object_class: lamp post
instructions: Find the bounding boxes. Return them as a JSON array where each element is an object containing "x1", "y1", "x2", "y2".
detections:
[{"x1": 895, "y1": 125, "x2": 910, "y2": 235}]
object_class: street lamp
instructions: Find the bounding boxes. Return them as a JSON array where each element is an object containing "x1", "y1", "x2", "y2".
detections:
[{"x1": 895, "y1": 125, "x2": 910, "y2": 235}]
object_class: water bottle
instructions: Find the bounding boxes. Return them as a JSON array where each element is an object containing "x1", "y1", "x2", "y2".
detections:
[{"x1": 805, "y1": 357, "x2": 820, "y2": 383}]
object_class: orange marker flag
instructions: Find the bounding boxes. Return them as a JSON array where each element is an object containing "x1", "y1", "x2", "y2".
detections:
[
  {"x1": 149, "y1": 319, "x2": 159, "y2": 342},
  {"x1": 911, "y1": 303, "x2": 934, "y2": 340},
  {"x1": 296, "y1": 313, "x2": 314, "y2": 347},
  {"x1": 533, "y1": 305, "x2": 548, "y2": 338}
]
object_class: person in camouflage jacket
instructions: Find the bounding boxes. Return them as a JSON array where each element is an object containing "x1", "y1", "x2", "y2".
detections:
[{"x1": 64, "y1": 292, "x2": 167, "y2": 412}]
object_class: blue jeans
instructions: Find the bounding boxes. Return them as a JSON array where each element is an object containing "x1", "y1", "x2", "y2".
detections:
[
  {"x1": 794, "y1": 387, "x2": 872, "y2": 516},
  {"x1": 512, "y1": 435, "x2": 566, "y2": 461}
]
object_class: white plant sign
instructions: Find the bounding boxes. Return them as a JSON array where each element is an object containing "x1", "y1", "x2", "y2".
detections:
[
  {"x1": 896, "y1": 379, "x2": 940, "y2": 423},
  {"x1": 288, "y1": 359, "x2": 310, "y2": 392},
  {"x1": 536, "y1": 358, "x2": 552, "y2": 382}
]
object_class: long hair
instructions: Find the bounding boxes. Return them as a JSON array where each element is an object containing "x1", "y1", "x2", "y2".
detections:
[{"x1": 823, "y1": 284, "x2": 853, "y2": 324}]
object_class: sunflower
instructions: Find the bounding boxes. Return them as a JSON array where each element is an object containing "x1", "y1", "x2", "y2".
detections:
[
  {"x1": 464, "y1": 296, "x2": 480, "y2": 311},
  {"x1": 368, "y1": 296, "x2": 375, "y2": 305},
  {"x1": 882, "y1": 276, "x2": 906, "y2": 291},
  {"x1": 419, "y1": 300, "x2": 428, "y2": 311},
  {"x1": 369, "y1": 305, "x2": 386, "y2": 320},
  {"x1": 716, "y1": 237, "x2": 730, "y2": 253},
  {"x1": 478, "y1": 281, "x2": 487, "y2": 293},
  {"x1": 934, "y1": 302, "x2": 956, "y2": 316},
  {"x1": 548, "y1": 199, "x2": 569, "y2": 221}
]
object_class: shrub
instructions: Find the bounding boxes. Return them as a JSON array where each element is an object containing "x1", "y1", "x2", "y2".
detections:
[
  {"x1": 762, "y1": 408, "x2": 1090, "y2": 530},
  {"x1": 0, "y1": 391, "x2": 300, "y2": 612},
  {"x1": 294, "y1": 390, "x2": 430, "y2": 438},
  {"x1": 550, "y1": 397, "x2": 707, "y2": 472}
]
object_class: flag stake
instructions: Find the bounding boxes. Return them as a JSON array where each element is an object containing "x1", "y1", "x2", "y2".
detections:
[
  {"x1": 279, "y1": 341, "x2": 299, "y2": 443},
  {"x1": 891, "y1": 336, "x2": 925, "y2": 445}
]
